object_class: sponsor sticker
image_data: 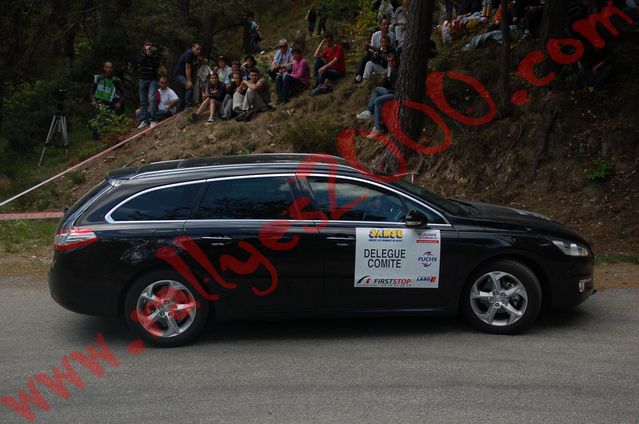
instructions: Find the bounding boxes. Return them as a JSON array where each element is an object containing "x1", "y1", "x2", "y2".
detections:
[{"x1": 355, "y1": 228, "x2": 441, "y2": 288}]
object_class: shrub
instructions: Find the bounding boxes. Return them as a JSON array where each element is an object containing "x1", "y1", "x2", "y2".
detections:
[
  {"x1": 88, "y1": 105, "x2": 133, "y2": 136},
  {"x1": 584, "y1": 158, "x2": 614, "y2": 182}
]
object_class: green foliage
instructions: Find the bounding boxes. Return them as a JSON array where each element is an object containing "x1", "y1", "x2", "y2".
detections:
[
  {"x1": 342, "y1": 1, "x2": 377, "y2": 62},
  {"x1": 318, "y1": 0, "x2": 370, "y2": 21},
  {"x1": 281, "y1": 116, "x2": 342, "y2": 154},
  {"x1": 235, "y1": 147, "x2": 252, "y2": 156},
  {"x1": 88, "y1": 105, "x2": 133, "y2": 136},
  {"x1": 0, "y1": 220, "x2": 57, "y2": 254},
  {"x1": 2, "y1": 75, "x2": 92, "y2": 156},
  {"x1": 584, "y1": 158, "x2": 614, "y2": 182}
]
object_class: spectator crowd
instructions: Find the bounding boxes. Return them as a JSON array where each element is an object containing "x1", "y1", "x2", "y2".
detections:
[{"x1": 90, "y1": 0, "x2": 637, "y2": 140}]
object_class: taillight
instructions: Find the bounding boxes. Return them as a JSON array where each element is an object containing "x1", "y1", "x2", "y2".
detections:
[{"x1": 54, "y1": 228, "x2": 98, "y2": 251}]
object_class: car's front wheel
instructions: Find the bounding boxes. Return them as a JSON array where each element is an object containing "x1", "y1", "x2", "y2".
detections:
[
  {"x1": 462, "y1": 260, "x2": 542, "y2": 334},
  {"x1": 124, "y1": 270, "x2": 209, "y2": 347}
]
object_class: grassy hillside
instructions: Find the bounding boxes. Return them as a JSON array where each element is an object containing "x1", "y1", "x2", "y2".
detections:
[{"x1": 0, "y1": 1, "x2": 637, "y2": 260}]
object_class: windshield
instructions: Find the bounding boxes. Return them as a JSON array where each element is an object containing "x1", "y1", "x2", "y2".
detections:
[{"x1": 392, "y1": 179, "x2": 465, "y2": 216}]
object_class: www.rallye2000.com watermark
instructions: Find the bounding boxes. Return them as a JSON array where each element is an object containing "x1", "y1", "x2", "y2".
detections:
[{"x1": 1, "y1": 3, "x2": 634, "y2": 422}]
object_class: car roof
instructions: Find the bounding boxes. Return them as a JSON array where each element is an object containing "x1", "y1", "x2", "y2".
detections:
[{"x1": 107, "y1": 153, "x2": 374, "y2": 184}]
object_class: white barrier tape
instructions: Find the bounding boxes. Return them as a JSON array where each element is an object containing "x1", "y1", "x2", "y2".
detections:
[{"x1": 0, "y1": 115, "x2": 178, "y2": 209}]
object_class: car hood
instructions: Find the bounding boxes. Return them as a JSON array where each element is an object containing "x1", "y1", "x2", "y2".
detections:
[{"x1": 453, "y1": 200, "x2": 586, "y2": 242}]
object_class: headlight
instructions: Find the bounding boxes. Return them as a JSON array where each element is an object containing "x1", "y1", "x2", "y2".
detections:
[{"x1": 552, "y1": 240, "x2": 590, "y2": 257}]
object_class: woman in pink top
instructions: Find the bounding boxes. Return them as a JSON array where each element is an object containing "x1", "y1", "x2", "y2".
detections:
[{"x1": 275, "y1": 48, "x2": 311, "y2": 104}]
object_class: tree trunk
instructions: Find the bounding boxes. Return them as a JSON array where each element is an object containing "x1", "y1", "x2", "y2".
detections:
[
  {"x1": 499, "y1": 0, "x2": 512, "y2": 117},
  {"x1": 539, "y1": 0, "x2": 569, "y2": 44},
  {"x1": 382, "y1": 0, "x2": 436, "y2": 173},
  {"x1": 243, "y1": 17, "x2": 251, "y2": 55},
  {"x1": 63, "y1": 23, "x2": 79, "y2": 70},
  {"x1": 539, "y1": 0, "x2": 569, "y2": 79},
  {"x1": 201, "y1": 12, "x2": 217, "y2": 58},
  {"x1": 0, "y1": 79, "x2": 4, "y2": 131},
  {"x1": 96, "y1": 0, "x2": 110, "y2": 42}
]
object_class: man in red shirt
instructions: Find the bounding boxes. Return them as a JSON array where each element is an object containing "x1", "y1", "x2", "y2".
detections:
[{"x1": 312, "y1": 32, "x2": 346, "y2": 95}]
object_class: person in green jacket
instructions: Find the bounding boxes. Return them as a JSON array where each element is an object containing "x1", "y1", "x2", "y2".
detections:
[{"x1": 91, "y1": 61, "x2": 126, "y2": 140}]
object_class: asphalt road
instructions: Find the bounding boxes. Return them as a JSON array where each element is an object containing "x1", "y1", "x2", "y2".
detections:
[{"x1": 0, "y1": 276, "x2": 638, "y2": 424}]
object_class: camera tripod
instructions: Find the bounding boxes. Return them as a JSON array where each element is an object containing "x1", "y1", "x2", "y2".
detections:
[{"x1": 38, "y1": 110, "x2": 70, "y2": 167}]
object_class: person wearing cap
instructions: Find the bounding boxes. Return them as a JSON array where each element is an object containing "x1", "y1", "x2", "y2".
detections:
[
  {"x1": 216, "y1": 56, "x2": 232, "y2": 85},
  {"x1": 269, "y1": 39, "x2": 293, "y2": 80},
  {"x1": 312, "y1": 32, "x2": 346, "y2": 95}
]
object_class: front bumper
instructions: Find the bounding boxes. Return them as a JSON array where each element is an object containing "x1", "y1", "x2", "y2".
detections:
[{"x1": 549, "y1": 257, "x2": 596, "y2": 309}]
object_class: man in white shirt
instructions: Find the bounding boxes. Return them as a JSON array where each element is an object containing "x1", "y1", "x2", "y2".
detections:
[
  {"x1": 354, "y1": 18, "x2": 396, "y2": 83},
  {"x1": 151, "y1": 76, "x2": 180, "y2": 127}
]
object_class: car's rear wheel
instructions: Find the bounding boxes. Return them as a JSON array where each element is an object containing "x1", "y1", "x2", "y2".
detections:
[
  {"x1": 462, "y1": 260, "x2": 542, "y2": 334},
  {"x1": 124, "y1": 270, "x2": 209, "y2": 347}
]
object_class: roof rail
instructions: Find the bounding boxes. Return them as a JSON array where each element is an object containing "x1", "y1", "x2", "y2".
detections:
[{"x1": 106, "y1": 154, "x2": 361, "y2": 181}]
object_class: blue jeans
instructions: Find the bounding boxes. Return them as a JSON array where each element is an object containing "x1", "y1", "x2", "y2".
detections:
[
  {"x1": 138, "y1": 79, "x2": 158, "y2": 123},
  {"x1": 374, "y1": 94, "x2": 395, "y2": 130},
  {"x1": 367, "y1": 86, "x2": 391, "y2": 113},
  {"x1": 153, "y1": 109, "x2": 173, "y2": 121},
  {"x1": 313, "y1": 58, "x2": 345, "y2": 88},
  {"x1": 175, "y1": 74, "x2": 194, "y2": 108},
  {"x1": 276, "y1": 74, "x2": 307, "y2": 101}
]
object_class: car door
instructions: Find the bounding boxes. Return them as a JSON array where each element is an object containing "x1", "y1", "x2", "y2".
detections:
[
  {"x1": 183, "y1": 174, "x2": 323, "y2": 317},
  {"x1": 302, "y1": 175, "x2": 461, "y2": 311},
  {"x1": 101, "y1": 181, "x2": 205, "y2": 286}
]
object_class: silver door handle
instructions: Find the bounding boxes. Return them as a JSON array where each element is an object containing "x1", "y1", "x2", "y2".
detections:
[{"x1": 327, "y1": 235, "x2": 355, "y2": 247}]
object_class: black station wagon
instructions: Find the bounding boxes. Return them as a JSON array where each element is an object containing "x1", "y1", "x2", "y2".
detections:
[{"x1": 49, "y1": 154, "x2": 595, "y2": 346}]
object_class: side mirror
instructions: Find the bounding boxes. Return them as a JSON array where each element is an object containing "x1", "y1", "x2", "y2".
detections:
[{"x1": 404, "y1": 209, "x2": 429, "y2": 228}]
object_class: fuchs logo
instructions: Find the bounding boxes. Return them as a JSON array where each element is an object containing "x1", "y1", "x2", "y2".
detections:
[
  {"x1": 356, "y1": 276, "x2": 373, "y2": 285},
  {"x1": 417, "y1": 251, "x2": 438, "y2": 267},
  {"x1": 417, "y1": 275, "x2": 437, "y2": 282},
  {"x1": 368, "y1": 229, "x2": 403, "y2": 240}
]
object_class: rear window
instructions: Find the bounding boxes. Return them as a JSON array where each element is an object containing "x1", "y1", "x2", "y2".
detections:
[
  {"x1": 109, "y1": 182, "x2": 202, "y2": 221},
  {"x1": 192, "y1": 177, "x2": 295, "y2": 220},
  {"x1": 66, "y1": 181, "x2": 111, "y2": 218}
]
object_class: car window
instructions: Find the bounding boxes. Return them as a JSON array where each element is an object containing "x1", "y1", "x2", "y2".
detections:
[
  {"x1": 403, "y1": 198, "x2": 446, "y2": 225},
  {"x1": 110, "y1": 183, "x2": 202, "y2": 221},
  {"x1": 192, "y1": 176, "x2": 295, "y2": 220},
  {"x1": 392, "y1": 179, "x2": 463, "y2": 216},
  {"x1": 308, "y1": 177, "x2": 406, "y2": 222}
]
